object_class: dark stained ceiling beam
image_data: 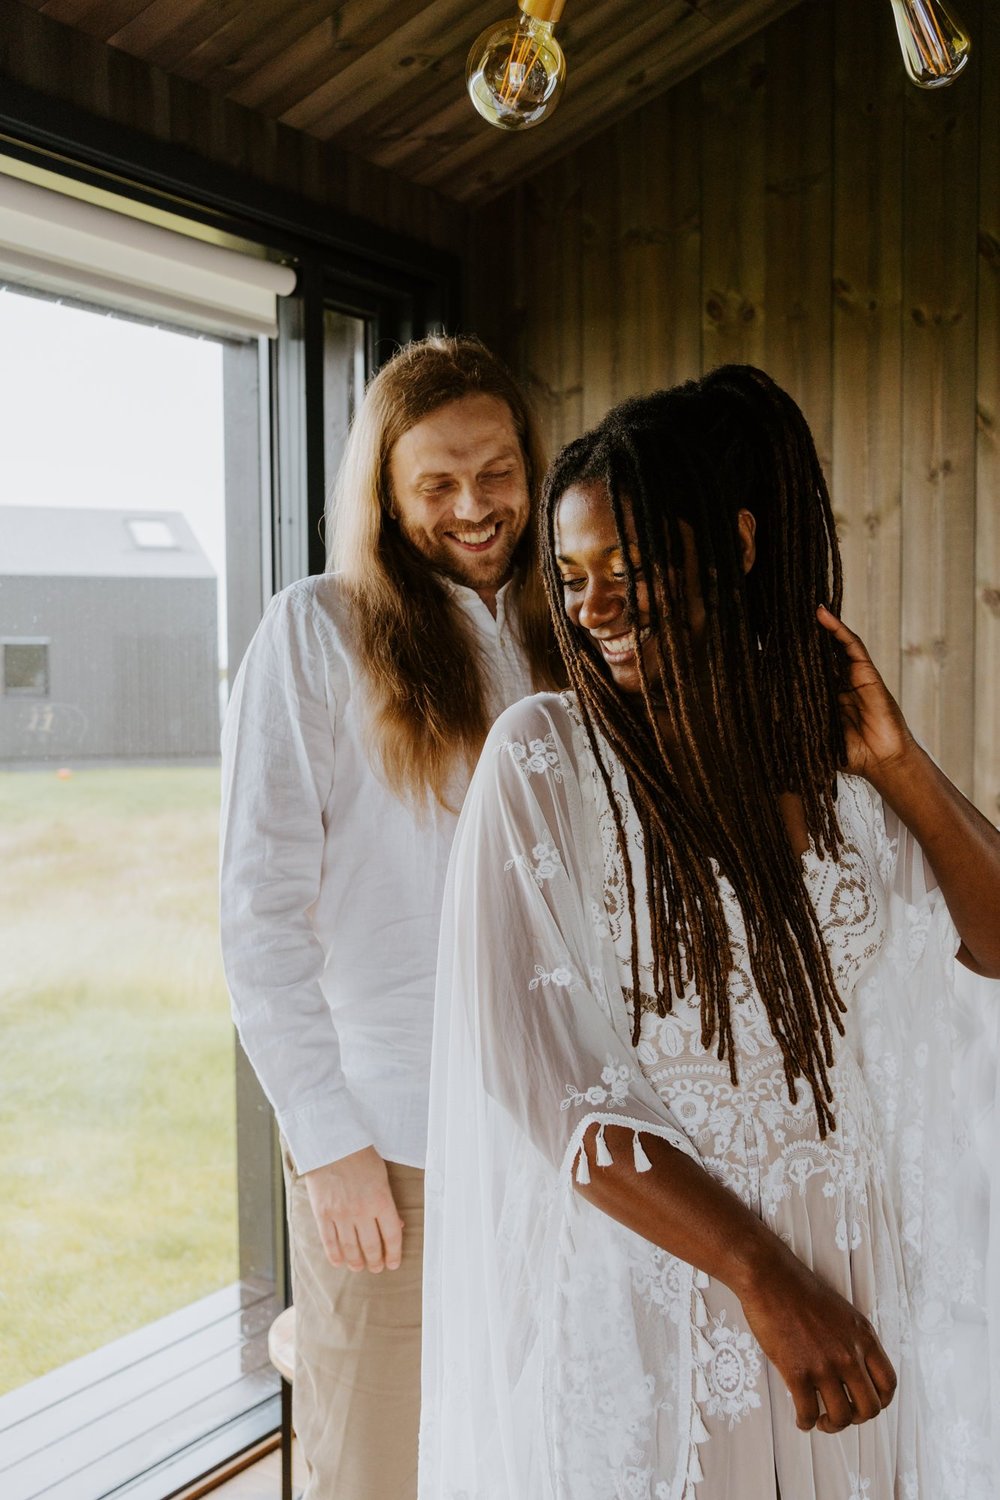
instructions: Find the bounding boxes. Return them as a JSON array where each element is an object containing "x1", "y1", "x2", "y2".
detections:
[{"x1": 13, "y1": 0, "x2": 808, "y2": 205}]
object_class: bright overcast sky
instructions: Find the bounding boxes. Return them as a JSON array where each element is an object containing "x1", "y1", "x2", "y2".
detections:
[{"x1": 0, "y1": 285, "x2": 230, "y2": 661}]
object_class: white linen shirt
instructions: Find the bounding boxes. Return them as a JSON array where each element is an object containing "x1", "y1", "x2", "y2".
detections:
[{"x1": 219, "y1": 571, "x2": 535, "y2": 1175}]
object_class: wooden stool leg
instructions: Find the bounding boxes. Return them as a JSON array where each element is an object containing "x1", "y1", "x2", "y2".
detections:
[{"x1": 280, "y1": 1375, "x2": 294, "y2": 1500}]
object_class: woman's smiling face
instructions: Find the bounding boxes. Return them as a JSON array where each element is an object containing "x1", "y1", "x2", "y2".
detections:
[
  {"x1": 555, "y1": 479, "x2": 756, "y2": 697},
  {"x1": 555, "y1": 479, "x2": 703, "y2": 696}
]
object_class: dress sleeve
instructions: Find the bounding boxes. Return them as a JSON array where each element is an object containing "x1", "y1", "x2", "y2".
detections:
[
  {"x1": 422, "y1": 694, "x2": 706, "y2": 1500},
  {"x1": 854, "y1": 792, "x2": 1000, "y2": 1496},
  {"x1": 219, "y1": 586, "x2": 372, "y2": 1174},
  {"x1": 436, "y1": 692, "x2": 699, "y2": 1180}
]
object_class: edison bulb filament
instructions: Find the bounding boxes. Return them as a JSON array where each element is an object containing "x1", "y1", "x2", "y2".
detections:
[
  {"x1": 467, "y1": 0, "x2": 567, "y2": 131},
  {"x1": 888, "y1": 0, "x2": 971, "y2": 87}
]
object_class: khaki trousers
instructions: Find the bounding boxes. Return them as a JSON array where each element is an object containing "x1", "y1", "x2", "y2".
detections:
[{"x1": 283, "y1": 1150, "x2": 424, "y2": 1500}]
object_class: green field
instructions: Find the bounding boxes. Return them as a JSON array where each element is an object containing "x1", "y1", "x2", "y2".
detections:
[{"x1": 0, "y1": 766, "x2": 239, "y2": 1393}]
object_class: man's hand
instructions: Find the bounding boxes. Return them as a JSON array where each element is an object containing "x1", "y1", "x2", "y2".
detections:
[{"x1": 303, "y1": 1146, "x2": 404, "y2": 1274}]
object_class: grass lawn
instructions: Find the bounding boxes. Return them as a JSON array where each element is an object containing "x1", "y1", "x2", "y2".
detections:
[{"x1": 0, "y1": 765, "x2": 239, "y2": 1394}]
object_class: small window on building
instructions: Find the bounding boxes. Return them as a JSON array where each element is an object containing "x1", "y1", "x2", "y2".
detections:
[
  {"x1": 4, "y1": 640, "x2": 49, "y2": 696},
  {"x1": 127, "y1": 518, "x2": 177, "y2": 549}
]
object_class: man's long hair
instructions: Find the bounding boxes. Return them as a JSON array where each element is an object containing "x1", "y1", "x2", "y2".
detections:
[
  {"x1": 328, "y1": 335, "x2": 560, "y2": 807},
  {"x1": 540, "y1": 366, "x2": 848, "y2": 1134}
]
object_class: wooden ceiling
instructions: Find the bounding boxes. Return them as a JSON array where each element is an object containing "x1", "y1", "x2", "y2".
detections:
[{"x1": 24, "y1": 0, "x2": 801, "y2": 202}]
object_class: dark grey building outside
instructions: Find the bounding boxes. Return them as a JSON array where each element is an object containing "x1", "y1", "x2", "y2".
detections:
[{"x1": 0, "y1": 505, "x2": 219, "y2": 764}]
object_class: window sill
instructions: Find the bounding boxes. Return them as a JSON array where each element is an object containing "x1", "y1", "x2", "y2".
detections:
[{"x1": 0, "y1": 1280, "x2": 282, "y2": 1500}]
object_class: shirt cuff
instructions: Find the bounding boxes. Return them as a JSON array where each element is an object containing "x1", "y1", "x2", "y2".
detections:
[{"x1": 277, "y1": 1094, "x2": 375, "y2": 1176}]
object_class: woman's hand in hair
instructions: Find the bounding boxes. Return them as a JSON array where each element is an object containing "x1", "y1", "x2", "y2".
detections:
[
  {"x1": 819, "y1": 605, "x2": 1000, "y2": 977},
  {"x1": 816, "y1": 606, "x2": 915, "y2": 782}
]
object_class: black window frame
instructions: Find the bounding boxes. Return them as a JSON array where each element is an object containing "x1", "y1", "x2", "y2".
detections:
[{"x1": 0, "y1": 76, "x2": 461, "y2": 1500}]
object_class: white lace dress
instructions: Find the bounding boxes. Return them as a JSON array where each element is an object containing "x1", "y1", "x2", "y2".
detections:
[{"x1": 420, "y1": 692, "x2": 999, "y2": 1500}]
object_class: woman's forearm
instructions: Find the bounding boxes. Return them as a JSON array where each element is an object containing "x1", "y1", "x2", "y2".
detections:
[
  {"x1": 869, "y1": 742, "x2": 1000, "y2": 977},
  {"x1": 574, "y1": 1122, "x2": 782, "y2": 1297},
  {"x1": 574, "y1": 1121, "x2": 897, "y2": 1434}
]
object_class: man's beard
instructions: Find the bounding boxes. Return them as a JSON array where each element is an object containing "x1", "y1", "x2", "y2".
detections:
[{"x1": 400, "y1": 511, "x2": 527, "y2": 592}]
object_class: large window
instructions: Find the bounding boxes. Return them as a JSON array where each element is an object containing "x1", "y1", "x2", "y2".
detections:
[
  {"x1": 0, "y1": 284, "x2": 278, "y2": 1500},
  {"x1": 0, "y1": 115, "x2": 455, "y2": 1500}
]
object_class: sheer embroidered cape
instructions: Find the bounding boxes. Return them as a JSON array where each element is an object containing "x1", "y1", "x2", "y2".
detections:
[{"x1": 419, "y1": 692, "x2": 999, "y2": 1499}]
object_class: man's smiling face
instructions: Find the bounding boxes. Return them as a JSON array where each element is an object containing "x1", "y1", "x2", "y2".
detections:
[{"x1": 387, "y1": 393, "x2": 531, "y2": 605}]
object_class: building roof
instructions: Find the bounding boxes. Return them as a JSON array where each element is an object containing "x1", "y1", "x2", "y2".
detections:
[{"x1": 0, "y1": 505, "x2": 215, "y2": 579}]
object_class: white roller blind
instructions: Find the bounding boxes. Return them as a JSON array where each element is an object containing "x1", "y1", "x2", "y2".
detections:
[{"x1": 0, "y1": 173, "x2": 297, "y2": 339}]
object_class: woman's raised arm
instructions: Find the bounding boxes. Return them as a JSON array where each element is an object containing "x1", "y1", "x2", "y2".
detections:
[{"x1": 818, "y1": 605, "x2": 1000, "y2": 978}]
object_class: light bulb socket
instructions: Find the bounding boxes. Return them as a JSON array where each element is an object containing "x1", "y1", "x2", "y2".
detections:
[{"x1": 519, "y1": 0, "x2": 565, "y2": 23}]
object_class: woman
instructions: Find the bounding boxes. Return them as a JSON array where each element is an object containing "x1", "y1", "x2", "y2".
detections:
[{"x1": 420, "y1": 367, "x2": 1000, "y2": 1499}]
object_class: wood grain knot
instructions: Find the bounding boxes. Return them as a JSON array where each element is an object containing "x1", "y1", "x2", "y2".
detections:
[
  {"x1": 910, "y1": 307, "x2": 964, "y2": 328},
  {"x1": 979, "y1": 233, "x2": 1000, "y2": 273},
  {"x1": 903, "y1": 638, "x2": 949, "y2": 663},
  {"x1": 704, "y1": 292, "x2": 757, "y2": 327}
]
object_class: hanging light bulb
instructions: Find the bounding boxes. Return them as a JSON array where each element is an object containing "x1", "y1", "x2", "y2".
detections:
[
  {"x1": 466, "y1": 0, "x2": 567, "y2": 132},
  {"x1": 888, "y1": 0, "x2": 971, "y2": 88}
]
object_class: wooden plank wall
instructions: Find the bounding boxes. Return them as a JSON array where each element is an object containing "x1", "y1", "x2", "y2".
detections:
[
  {"x1": 0, "y1": 0, "x2": 466, "y2": 252},
  {"x1": 469, "y1": 0, "x2": 1000, "y2": 818}
]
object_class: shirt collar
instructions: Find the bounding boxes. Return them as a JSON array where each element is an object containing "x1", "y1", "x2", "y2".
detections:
[{"x1": 439, "y1": 574, "x2": 513, "y2": 627}]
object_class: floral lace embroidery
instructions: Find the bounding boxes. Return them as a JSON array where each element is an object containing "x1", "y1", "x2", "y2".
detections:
[
  {"x1": 529, "y1": 961, "x2": 577, "y2": 991},
  {"x1": 698, "y1": 1311, "x2": 763, "y2": 1429},
  {"x1": 560, "y1": 1054, "x2": 633, "y2": 1111},
  {"x1": 501, "y1": 731, "x2": 563, "y2": 781},
  {"x1": 505, "y1": 835, "x2": 563, "y2": 886},
  {"x1": 584, "y1": 742, "x2": 891, "y2": 1243},
  {"x1": 548, "y1": 1178, "x2": 695, "y2": 1500},
  {"x1": 629, "y1": 1241, "x2": 693, "y2": 1326},
  {"x1": 550, "y1": 1262, "x2": 679, "y2": 1500}
]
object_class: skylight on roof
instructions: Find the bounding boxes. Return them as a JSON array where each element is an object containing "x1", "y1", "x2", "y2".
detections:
[{"x1": 127, "y1": 518, "x2": 177, "y2": 549}]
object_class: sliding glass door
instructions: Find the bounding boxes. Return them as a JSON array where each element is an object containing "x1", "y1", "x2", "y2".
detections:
[
  {"x1": 0, "y1": 284, "x2": 279, "y2": 1500},
  {"x1": 0, "y1": 105, "x2": 450, "y2": 1494}
]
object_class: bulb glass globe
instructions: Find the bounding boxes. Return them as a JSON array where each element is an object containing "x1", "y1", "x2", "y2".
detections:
[
  {"x1": 889, "y1": 0, "x2": 971, "y2": 87},
  {"x1": 467, "y1": 11, "x2": 566, "y2": 131}
]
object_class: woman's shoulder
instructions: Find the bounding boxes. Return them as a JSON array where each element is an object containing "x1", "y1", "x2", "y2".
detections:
[
  {"x1": 489, "y1": 690, "x2": 580, "y2": 747},
  {"x1": 484, "y1": 692, "x2": 584, "y2": 781}
]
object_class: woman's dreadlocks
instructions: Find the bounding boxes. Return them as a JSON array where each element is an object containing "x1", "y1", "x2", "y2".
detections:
[{"x1": 540, "y1": 366, "x2": 848, "y2": 1135}]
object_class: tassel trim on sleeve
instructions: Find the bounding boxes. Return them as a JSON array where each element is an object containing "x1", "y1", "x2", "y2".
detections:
[
  {"x1": 574, "y1": 1126, "x2": 659, "y2": 1184},
  {"x1": 686, "y1": 1268, "x2": 713, "y2": 1495}
]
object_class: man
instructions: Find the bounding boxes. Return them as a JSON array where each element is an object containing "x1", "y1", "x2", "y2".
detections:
[{"x1": 219, "y1": 336, "x2": 559, "y2": 1499}]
